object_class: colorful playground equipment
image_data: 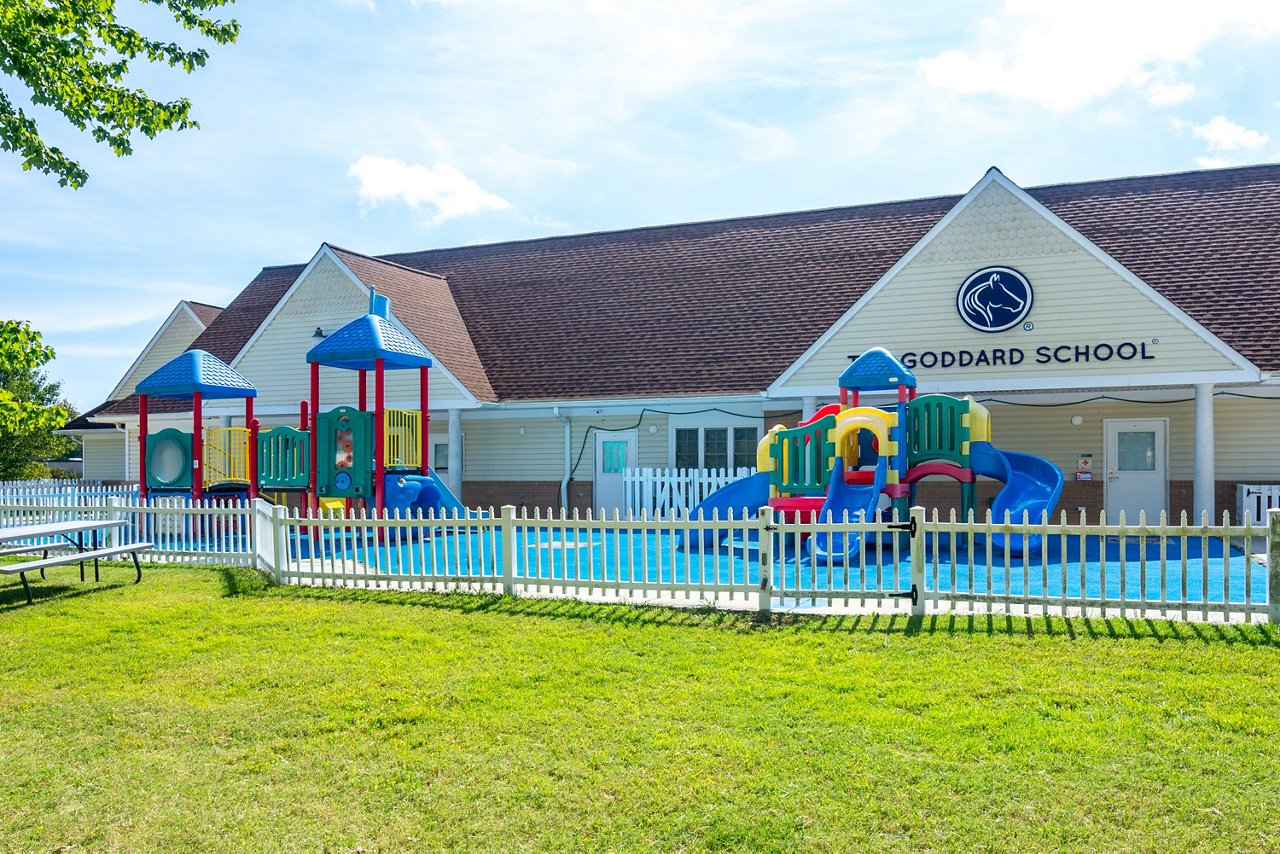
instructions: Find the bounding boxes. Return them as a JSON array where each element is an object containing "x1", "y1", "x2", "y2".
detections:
[
  {"x1": 136, "y1": 292, "x2": 463, "y2": 518},
  {"x1": 136, "y1": 350, "x2": 259, "y2": 502},
  {"x1": 685, "y1": 348, "x2": 1064, "y2": 559}
]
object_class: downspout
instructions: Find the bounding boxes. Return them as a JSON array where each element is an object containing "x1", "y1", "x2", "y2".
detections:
[{"x1": 553, "y1": 406, "x2": 570, "y2": 511}]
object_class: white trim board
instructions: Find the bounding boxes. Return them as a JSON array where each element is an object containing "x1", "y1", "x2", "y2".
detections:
[{"x1": 767, "y1": 167, "x2": 1261, "y2": 396}]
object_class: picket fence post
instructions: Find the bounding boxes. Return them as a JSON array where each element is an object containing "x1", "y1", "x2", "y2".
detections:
[
  {"x1": 501, "y1": 504, "x2": 517, "y2": 596},
  {"x1": 910, "y1": 506, "x2": 926, "y2": 618},
  {"x1": 1268, "y1": 508, "x2": 1280, "y2": 624},
  {"x1": 757, "y1": 505, "x2": 774, "y2": 619},
  {"x1": 107, "y1": 496, "x2": 124, "y2": 548}
]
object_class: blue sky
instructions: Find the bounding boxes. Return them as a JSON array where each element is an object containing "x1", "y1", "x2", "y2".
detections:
[{"x1": 3, "y1": 0, "x2": 1279, "y2": 411}]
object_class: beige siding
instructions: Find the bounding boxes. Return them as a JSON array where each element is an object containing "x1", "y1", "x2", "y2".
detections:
[
  {"x1": 778, "y1": 182, "x2": 1240, "y2": 393},
  {"x1": 83, "y1": 432, "x2": 127, "y2": 481},
  {"x1": 110, "y1": 308, "x2": 206, "y2": 400},
  {"x1": 234, "y1": 254, "x2": 471, "y2": 411},
  {"x1": 984, "y1": 395, "x2": 1280, "y2": 482},
  {"x1": 461, "y1": 413, "x2": 669, "y2": 481}
]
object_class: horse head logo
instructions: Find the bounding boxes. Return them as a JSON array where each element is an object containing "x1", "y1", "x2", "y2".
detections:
[{"x1": 957, "y1": 267, "x2": 1033, "y2": 332}]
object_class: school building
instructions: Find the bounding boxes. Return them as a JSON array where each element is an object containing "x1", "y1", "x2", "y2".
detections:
[{"x1": 65, "y1": 163, "x2": 1280, "y2": 520}]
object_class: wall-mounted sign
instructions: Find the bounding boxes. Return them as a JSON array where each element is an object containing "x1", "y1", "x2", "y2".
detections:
[
  {"x1": 957, "y1": 266, "x2": 1033, "y2": 333},
  {"x1": 1078, "y1": 454, "x2": 1093, "y2": 471},
  {"x1": 899, "y1": 341, "x2": 1157, "y2": 370}
]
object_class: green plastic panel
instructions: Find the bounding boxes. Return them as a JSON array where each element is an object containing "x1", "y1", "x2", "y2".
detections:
[
  {"x1": 316, "y1": 407, "x2": 373, "y2": 497},
  {"x1": 258, "y1": 426, "x2": 311, "y2": 490},
  {"x1": 767, "y1": 415, "x2": 836, "y2": 496},
  {"x1": 907, "y1": 395, "x2": 970, "y2": 467},
  {"x1": 146, "y1": 428, "x2": 193, "y2": 489}
]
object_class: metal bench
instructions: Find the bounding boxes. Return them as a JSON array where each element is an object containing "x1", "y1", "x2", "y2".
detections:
[{"x1": 1, "y1": 542, "x2": 152, "y2": 605}]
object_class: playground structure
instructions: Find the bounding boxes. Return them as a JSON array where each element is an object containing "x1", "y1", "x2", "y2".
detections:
[
  {"x1": 136, "y1": 293, "x2": 463, "y2": 519},
  {"x1": 686, "y1": 348, "x2": 1064, "y2": 560}
]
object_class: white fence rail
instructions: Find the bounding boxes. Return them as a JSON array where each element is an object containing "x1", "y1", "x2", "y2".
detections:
[
  {"x1": 2, "y1": 495, "x2": 1277, "y2": 624},
  {"x1": 623, "y1": 467, "x2": 755, "y2": 517}
]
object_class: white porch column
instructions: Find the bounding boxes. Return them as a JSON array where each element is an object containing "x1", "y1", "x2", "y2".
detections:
[
  {"x1": 1193, "y1": 383, "x2": 1215, "y2": 520},
  {"x1": 802, "y1": 396, "x2": 818, "y2": 420},
  {"x1": 447, "y1": 408, "x2": 463, "y2": 499}
]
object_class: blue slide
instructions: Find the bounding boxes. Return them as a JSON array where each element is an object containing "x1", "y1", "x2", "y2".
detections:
[
  {"x1": 679, "y1": 471, "x2": 771, "y2": 552},
  {"x1": 968, "y1": 441, "x2": 1064, "y2": 554},
  {"x1": 383, "y1": 469, "x2": 468, "y2": 518},
  {"x1": 807, "y1": 457, "x2": 886, "y2": 564}
]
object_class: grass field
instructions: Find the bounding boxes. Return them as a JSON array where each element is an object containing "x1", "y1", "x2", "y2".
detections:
[{"x1": 2, "y1": 563, "x2": 1279, "y2": 850}]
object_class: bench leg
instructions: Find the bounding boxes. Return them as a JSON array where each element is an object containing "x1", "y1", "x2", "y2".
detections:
[
  {"x1": 131, "y1": 552, "x2": 142, "y2": 585},
  {"x1": 18, "y1": 571, "x2": 32, "y2": 605},
  {"x1": 40, "y1": 549, "x2": 47, "y2": 580}
]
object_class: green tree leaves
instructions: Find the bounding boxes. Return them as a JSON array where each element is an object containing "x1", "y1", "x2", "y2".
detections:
[
  {"x1": 0, "y1": 320, "x2": 75, "y2": 479},
  {"x1": 0, "y1": 1, "x2": 240, "y2": 187}
]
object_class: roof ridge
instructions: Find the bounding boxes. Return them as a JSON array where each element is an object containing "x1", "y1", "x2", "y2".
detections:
[{"x1": 326, "y1": 243, "x2": 449, "y2": 280}]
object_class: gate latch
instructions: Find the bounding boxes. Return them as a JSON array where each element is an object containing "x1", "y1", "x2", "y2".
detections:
[
  {"x1": 886, "y1": 518, "x2": 917, "y2": 537},
  {"x1": 888, "y1": 584, "x2": 919, "y2": 607}
]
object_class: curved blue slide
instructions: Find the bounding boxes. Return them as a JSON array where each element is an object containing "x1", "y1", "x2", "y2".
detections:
[
  {"x1": 807, "y1": 457, "x2": 886, "y2": 564},
  {"x1": 968, "y1": 441, "x2": 1064, "y2": 554},
  {"x1": 383, "y1": 469, "x2": 468, "y2": 518},
  {"x1": 678, "y1": 471, "x2": 771, "y2": 552}
]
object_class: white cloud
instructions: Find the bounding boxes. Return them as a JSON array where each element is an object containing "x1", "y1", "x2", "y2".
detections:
[
  {"x1": 1191, "y1": 115, "x2": 1269, "y2": 151},
  {"x1": 919, "y1": 1, "x2": 1280, "y2": 111},
  {"x1": 1193, "y1": 156, "x2": 1232, "y2": 169},
  {"x1": 347, "y1": 155, "x2": 512, "y2": 223}
]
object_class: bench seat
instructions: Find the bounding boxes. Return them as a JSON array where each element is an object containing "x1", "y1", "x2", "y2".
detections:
[{"x1": 2, "y1": 542, "x2": 152, "y2": 604}]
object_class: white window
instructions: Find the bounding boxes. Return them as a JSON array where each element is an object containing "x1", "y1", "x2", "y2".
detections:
[{"x1": 669, "y1": 414, "x2": 762, "y2": 471}]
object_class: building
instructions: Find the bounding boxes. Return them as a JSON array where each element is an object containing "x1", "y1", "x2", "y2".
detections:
[{"x1": 67, "y1": 163, "x2": 1280, "y2": 519}]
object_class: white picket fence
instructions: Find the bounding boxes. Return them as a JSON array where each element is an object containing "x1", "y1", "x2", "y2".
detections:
[
  {"x1": 0, "y1": 480, "x2": 137, "y2": 506},
  {"x1": 623, "y1": 467, "x2": 755, "y2": 517},
  {"x1": 1237, "y1": 484, "x2": 1280, "y2": 522},
  {"x1": 3, "y1": 496, "x2": 1278, "y2": 623}
]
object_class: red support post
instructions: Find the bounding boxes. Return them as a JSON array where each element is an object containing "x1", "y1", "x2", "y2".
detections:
[
  {"x1": 192, "y1": 391, "x2": 204, "y2": 502},
  {"x1": 374, "y1": 358, "x2": 386, "y2": 515},
  {"x1": 309, "y1": 362, "x2": 320, "y2": 516},
  {"x1": 359, "y1": 369, "x2": 367, "y2": 411},
  {"x1": 246, "y1": 397, "x2": 258, "y2": 501},
  {"x1": 850, "y1": 390, "x2": 859, "y2": 407},
  {"x1": 138, "y1": 394, "x2": 149, "y2": 500},
  {"x1": 419, "y1": 365, "x2": 430, "y2": 476},
  {"x1": 299, "y1": 399, "x2": 309, "y2": 431}
]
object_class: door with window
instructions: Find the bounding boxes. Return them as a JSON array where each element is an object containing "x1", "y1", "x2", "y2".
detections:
[
  {"x1": 1104, "y1": 419, "x2": 1168, "y2": 520},
  {"x1": 594, "y1": 430, "x2": 637, "y2": 515}
]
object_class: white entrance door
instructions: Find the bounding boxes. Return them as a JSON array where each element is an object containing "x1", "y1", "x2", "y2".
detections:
[
  {"x1": 594, "y1": 430, "x2": 637, "y2": 515},
  {"x1": 1104, "y1": 419, "x2": 1168, "y2": 520}
]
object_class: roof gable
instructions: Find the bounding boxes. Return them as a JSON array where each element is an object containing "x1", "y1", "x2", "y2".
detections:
[
  {"x1": 107, "y1": 301, "x2": 219, "y2": 401},
  {"x1": 771, "y1": 168, "x2": 1260, "y2": 395}
]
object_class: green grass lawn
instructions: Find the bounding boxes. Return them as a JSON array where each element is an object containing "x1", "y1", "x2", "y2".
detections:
[{"x1": 2, "y1": 563, "x2": 1279, "y2": 851}]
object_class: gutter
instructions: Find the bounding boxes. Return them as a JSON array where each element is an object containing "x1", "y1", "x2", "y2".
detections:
[{"x1": 553, "y1": 406, "x2": 570, "y2": 510}]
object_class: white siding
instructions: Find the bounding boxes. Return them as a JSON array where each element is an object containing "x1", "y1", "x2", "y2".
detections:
[
  {"x1": 233, "y1": 254, "x2": 471, "y2": 411},
  {"x1": 777, "y1": 182, "x2": 1241, "y2": 394}
]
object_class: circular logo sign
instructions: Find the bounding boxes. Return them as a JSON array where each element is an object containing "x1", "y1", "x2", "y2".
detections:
[{"x1": 956, "y1": 266, "x2": 1033, "y2": 333}]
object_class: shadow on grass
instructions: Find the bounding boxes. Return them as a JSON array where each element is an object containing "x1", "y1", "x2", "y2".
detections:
[
  {"x1": 253, "y1": 579, "x2": 1280, "y2": 647},
  {"x1": 0, "y1": 576, "x2": 127, "y2": 613}
]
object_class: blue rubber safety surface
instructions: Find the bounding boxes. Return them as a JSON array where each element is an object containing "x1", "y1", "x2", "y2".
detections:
[{"x1": 292, "y1": 526, "x2": 1268, "y2": 606}]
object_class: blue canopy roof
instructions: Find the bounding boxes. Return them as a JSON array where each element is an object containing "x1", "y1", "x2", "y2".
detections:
[
  {"x1": 838, "y1": 347, "x2": 917, "y2": 392},
  {"x1": 135, "y1": 350, "x2": 258, "y2": 399},
  {"x1": 306, "y1": 313, "x2": 433, "y2": 371}
]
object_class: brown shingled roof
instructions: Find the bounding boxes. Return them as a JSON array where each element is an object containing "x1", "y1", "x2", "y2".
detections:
[
  {"x1": 327, "y1": 246, "x2": 497, "y2": 402},
  {"x1": 90, "y1": 163, "x2": 1280, "y2": 418},
  {"x1": 184, "y1": 300, "x2": 224, "y2": 327}
]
